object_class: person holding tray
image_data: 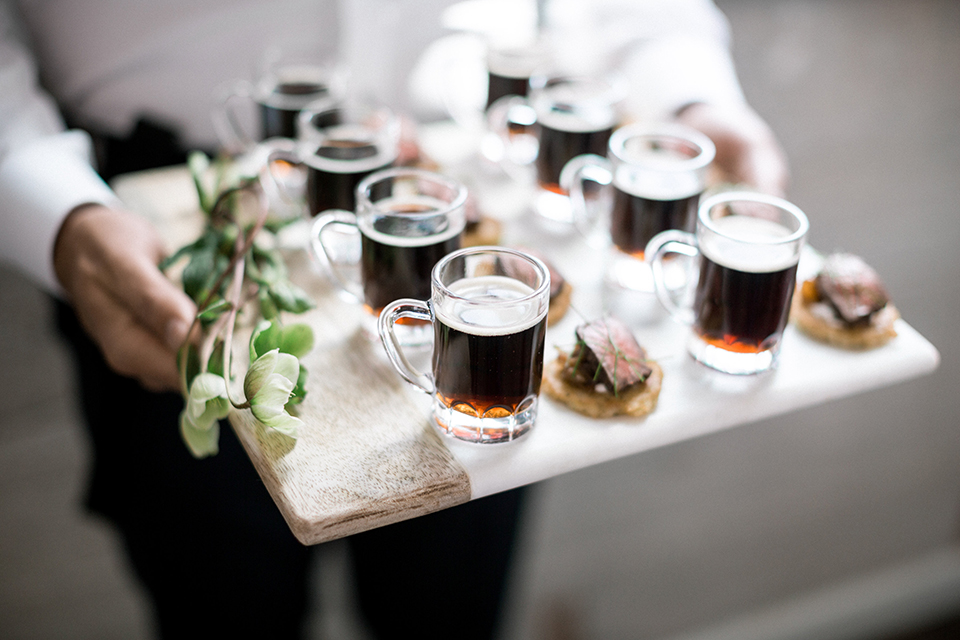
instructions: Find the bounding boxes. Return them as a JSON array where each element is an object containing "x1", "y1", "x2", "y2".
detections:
[{"x1": 0, "y1": 0, "x2": 788, "y2": 638}]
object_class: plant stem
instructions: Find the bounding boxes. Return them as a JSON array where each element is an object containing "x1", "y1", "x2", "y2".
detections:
[
  {"x1": 221, "y1": 185, "x2": 270, "y2": 409},
  {"x1": 177, "y1": 180, "x2": 270, "y2": 397}
]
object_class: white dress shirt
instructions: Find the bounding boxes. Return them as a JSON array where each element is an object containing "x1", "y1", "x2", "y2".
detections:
[{"x1": 0, "y1": 0, "x2": 744, "y2": 294}]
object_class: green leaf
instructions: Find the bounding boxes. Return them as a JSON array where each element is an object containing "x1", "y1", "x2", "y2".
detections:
[
  {"x1": 217, "y1": 224, "x2": 239, "y2": 254},
  {"x1": 250, "y1": 320, "x2": 282, "y2": 361},
  {"x1": 207, "y1": 340, "x2": 225, "y2": 377},
  {"x1": 197, "y1": 298, "x2": 232, "y2": 322},
  {"x1": 269, "y1": 280, "x2": 314, "y2": 314},
  {"x1": 159, "y1": 238, "x2": 201, "y2": 272},
  {"x1": 178, "y1": 342, "x2": 201, "y2": 391},
  {"x1": 188, "y1": 151, "x2": 213, "y2": 214},
  {"x1": 285, "y1": 364, "x2": 308, "y2": 410},
  {"x1": 279, "y1": 324, "x2": 314, "y2": 358},
  {"x1": 180, "y1": 231, "x2": 221, "y2": 302},
  {"x1": 258, "y1": 290, "x2": 278, "y2": 320}
]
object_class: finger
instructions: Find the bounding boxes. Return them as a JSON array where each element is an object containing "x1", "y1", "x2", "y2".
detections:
[
  {"x1": 80, "y1": 212, "x2": 199, "y2": 350},
  {"x1": 108, "y1": 252, "x2": 198, "y2": 351},
  {"x1": 76, "y1": 282, "x2": 183, "y2": 391},
  {"x1": 57, "y1": 205, "x2": 198, "y2": 351}
]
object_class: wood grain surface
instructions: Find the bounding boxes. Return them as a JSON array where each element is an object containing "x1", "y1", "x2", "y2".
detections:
[
  {"x1": 228, "y1": 250, "x2": 473, "y2": 545},
  {"x1": 114, "y1": 167, "x2": 473, "y2": 545}
]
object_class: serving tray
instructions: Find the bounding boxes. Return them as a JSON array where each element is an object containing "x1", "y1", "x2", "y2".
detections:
[{"x1": 113, "y1": 162, "x2": 940, "y2": 545}]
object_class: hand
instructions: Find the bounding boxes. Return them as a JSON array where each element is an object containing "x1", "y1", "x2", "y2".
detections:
[
  {"x1": 677, "y1": 101, "x2": 790, "y2": 197},
  {"x1": 53, "y1": 204, "x2": 197, "y2": 392}
]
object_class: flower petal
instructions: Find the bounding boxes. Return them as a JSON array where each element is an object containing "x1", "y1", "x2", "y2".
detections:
[
  {"x1": 197, "y1": 395, "x2": 230, "y2": 427},
  {"x1": 191, "y1": 372, "x2": 227, "y2": 402},
  {"x1": 274, "y1": 352, "x2": 300, "y2": 385},
  {"x1": 244, "y1": 349, "x2": 278, "y2": 399},
  {"x1": 253, "y1": 373, "x2": 295, "y2": 407},
  {"x1": 261, "y1": 411, "x2": 302, "y2": 438},
  {"x1": 180, "y1": 412, "x2": 220, "y2": 458}
]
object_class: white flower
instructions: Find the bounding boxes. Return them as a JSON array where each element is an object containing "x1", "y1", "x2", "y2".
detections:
[
  {"x1": 179, "y1": 373, "x2": 230, "y2": 458},
  {"x1": 244, "y1": 349, "x2": 302, "y2": 438}
]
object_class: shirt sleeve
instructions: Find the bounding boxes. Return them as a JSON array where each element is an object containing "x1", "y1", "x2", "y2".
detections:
[{"x1": 0, "y1": 1, "x2": 120, "y2": 295}]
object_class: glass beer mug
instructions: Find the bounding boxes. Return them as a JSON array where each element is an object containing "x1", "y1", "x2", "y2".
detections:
[
  {"x1": 488, "y1": 73, "x2": 626, "y2": 225},
  {"x1": 311, "y1": 168, "x2": 468, "y2": 345},
  {"x1": 296, "y1": 102, "x2": 401, "y2": 216},
  {"x1": 646, "y1": 191, "x2": 809, "y2": 375},
  {"x1": 262, "y1": 101, "x2": 400, "y2": 227},
  {"x1": 561, "y1": 123, "x2": 715, "y2": 320},
  {"x1": 379, "y1": 247, "x2": 551, "y2": 443},
  {"x1": 213, "y1": 52, "x2": 343, "y2": 153}
]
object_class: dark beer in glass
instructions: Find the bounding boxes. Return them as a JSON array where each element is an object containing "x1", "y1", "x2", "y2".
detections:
[
  {"x1": 301, "y1": 105, "x2": 400, "y2": 216},
  {"x1": 694, "y1": 213, "x2": 801, "y2": 356},
  {"x1": 563, "y1": 123, "x2": 714, "y2": 324},
  {"x1": 359, "y1": 197, "x2": 463, "y2": 317},
  {"x1": 647, "y1": 192, "x2": 809, "y2": 374},
  {"x1": 487, "y1": 73, "x2": 530, "y2": 109},
  {"x1": 215, "y1": 56, "x2": 342, "y2": 152},
  {"x1": 434, "y1": 276, "x2": 546, "y2": 420},
  {"x1": 610, "y1": 186, "x2": 700, "y2": 259},
  {"x1": 259, "y1": 79, "x2": 332, "y2": 140},
  {"x1": 485, "y1": 42, "x2": 546, "y2": 109},
  {"x1": 693, "y1": 238, "x2": 799, "y2": 355},
  {"x1": 312, "y1": 168, "x2": 468, "y2": 347},
  {"x1": 306, "y1": 140, "x2": 395, "y2": 215},
  {"x1": 607, "y1": 126, "x2": 713, "y2": 258},
  {"x1": 535, "y1": 114, "x2": 614, "y2": 194},
  {"x1": 379, "y1": 247, "x2": 551, "y2": 442}
]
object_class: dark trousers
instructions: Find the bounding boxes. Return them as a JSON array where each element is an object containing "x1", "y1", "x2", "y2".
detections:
[
  {"x1": 56, "y1": 301, "x2": 526, "y2": 640},
  {"x1": 57, "y1": 120, "x2": 525, "y2": 640},
  {"x1": 55, "y1": 119, "x2": 525, "y2": 638}
]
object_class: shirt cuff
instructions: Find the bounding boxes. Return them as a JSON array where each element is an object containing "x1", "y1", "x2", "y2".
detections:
[
  {"x1": 620, "y1": 35, "x2": 746, "y2": 122},
  {"x1": 0, "y1": 130, "x2": 121, "y2": 296}
]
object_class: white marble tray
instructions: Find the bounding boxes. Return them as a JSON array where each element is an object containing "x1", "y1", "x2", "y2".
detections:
[{"x1": 113, "y1": 163, "x2": 940, "y2": 545}]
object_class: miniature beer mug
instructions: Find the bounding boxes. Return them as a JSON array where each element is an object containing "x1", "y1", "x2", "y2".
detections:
[
  {"x1": 298, "y1": 102, "x2": 400, "y2": 216},
  {"x1": 562, "y1": 122, "x2": 715, "y2": 257},
  {"x1": 562, "y1": 123, "x2": 715, "y2": 322},
  {"x1": 311, "y1": 168, "x2": 467, "y2": 345},
  {"x1": 379, "y1": 247, "x2": 551, "y2": 443},
  {"x1": 214, "y1": 52, "x2": 342, "y2": 152},
  {"x1": 646, "y1": 191, "x2": 809, "y2": 374},
  {"x1": 490, "y1": 74, "x2": 625, "y2": 224}
]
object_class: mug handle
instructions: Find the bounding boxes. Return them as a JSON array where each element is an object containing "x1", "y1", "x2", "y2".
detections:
[
  {"x1": 645, "y1": 230, "x2": 699, "y2": 325},
  {"x1": 560, "y1": 153, "x2": 613, "y2": 247},
  {"x1": 485, "y1": 95, "x2": 538, "y2": 177},
  {"x1": 264, "y1": 145, "x2": 306, "y2": 208},
  {"x1": 212, "y1": 79, "x2": 256, "y2": 155},
  {"x1": 310, "y1": 211, "x2": 364, "y2": 303},
  {"x1": 378, "y1": 299, "x2": 436, "y2": 394}
]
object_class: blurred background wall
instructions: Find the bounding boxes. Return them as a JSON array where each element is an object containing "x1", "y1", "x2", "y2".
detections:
[{"x1": 1, "y1": 1, "x2": 958, "y2": 639}]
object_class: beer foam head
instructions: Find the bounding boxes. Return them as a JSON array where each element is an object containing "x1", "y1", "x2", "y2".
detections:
[
  {"x1": 535, "y1": 104, "x2": 617, "y2": 133},
  {"x1": 256, "y1": 66, "x2": 330, "y2": 109},
  {"x1": 609, "y1": 124, "x2": 713, "y2": 199},
  {"x1": 358, "y1": 195, "x2": 464, "y2": 246},
  {"x1": 614, "y1": 164, "x2": 704, "y2": 201},
  {"x1": 437, "y1": 275, "x2": 545, "y2": 336},
  {"x1": 303, "y1": 123, "x2": 397, "y2": 173},
  {"x1": 532, "y1": 77, "x2": 620, "y2": 132},
  {"x1": 487, "y1": 42, "x2": 547, "y2": 79},
  {"x1": 700, "y1": 215, "x2": 800, "y2": 273}
]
